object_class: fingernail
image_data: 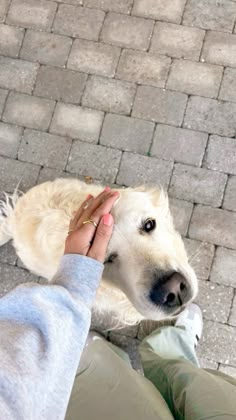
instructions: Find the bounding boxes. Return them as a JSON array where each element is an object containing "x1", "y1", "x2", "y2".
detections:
[
  {"x1": 86, "y1": 194, "x2": 93, "y2": 200},
  {"x1": 103, "y1": 186, "x2": 110, "y2": 192},
  {"x1": 103, "y1": 214, "x2": 113, "y2": 226}
]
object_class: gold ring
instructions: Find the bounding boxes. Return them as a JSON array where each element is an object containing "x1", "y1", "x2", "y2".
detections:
[{"x1": 82, "y1": 219, "x2": 98, "y2": 228}]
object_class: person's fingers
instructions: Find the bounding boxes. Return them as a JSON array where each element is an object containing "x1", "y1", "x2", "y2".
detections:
[
  {"x1": 88, "y1": 214, "x2": 114, "y2": 262},
  {"x1": 68, "y1": 194, "x2": 94, "y2": 232},
  {"x1": 77, "y1": 191, "x2": 119, "y2": 241},
  {"x1": 75, "y1": 187, "x2": 113, "y2": 228}
]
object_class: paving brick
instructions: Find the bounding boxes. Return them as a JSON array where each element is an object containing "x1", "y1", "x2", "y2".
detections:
[
  {"x1": 7, "y1": 0, "x2": 57, "y2": 30},
  {"x1": 196, "y1": 279, "x2": 233, "y2": 323},
  {"x1": 82, "y1": 76, "x2": 136, "y2": 114},
  {"x1": 132, "y1": 0, "x2": 186, "y2": 23},
  {"x1": 183, "y1": 0, "x2": 236, "y2": 32},
  {"x1": 132, "y1": 86, "x2": 187, "y2": 126},
  {"x1": 0, "y1": 156, "x2": 40, "y2": 193},
  {"x1": 204, "y1": 135, "x2": 236, "y2": 175},
  {"x1": 37, "y1": 167, "x2": 75, "y2": 184},
  {"x1": 0, "y1": 24, "x2": 24, "y2": 58},
  {"x1": 0, "y1": 262, "x2": 38, "y2": 297},
  {"x1": 229, "y1": 294, "x2": 236, "y2": 327},
  {"x1": 183, "y1": 239, "x2": 215, "y2": 280},
  {"x1": 169, "y1": 164, "x2": 227, "y2": 207},
  {"x1": 67, "y1": 141, "x2": 121, "y2": 182},
  {"x1": 0, "y1": 241, "x2": 17, "y2": 265},
  {"x1": 167, "y1": 59, "x2": 223, "y2": 98},
  {"x1": 219, "y1": 68, "x2": 236, "y2": 103},
  {"x1": 50, "y1": 102, "x2": 104, "y2": 142},
  {"x1": 101, "y1": 12, "x2": 154, "y2": 51},
  {"x1": 116, "y1": 152, "x2": 173, "y2": 188},
  {"x1": 84, "y1": 0, "x2": 133, "y2": 14},
  {"x1": 0, "y1": 122, "x2": 23, "y2": 158},
  {"x1": 198, "y1": 357, "x2": 218, "y2": 370},
  {"x1": 201, "y1": 31, "x2": 236, "y2": 68},
  {"x1": 210, "y1": 247, "x2": 236, "y2": 288},
  {"x1": 100, "y1": 114, "x2": 154, "y2": 154},
  {"x1": 116, "y1": 49, "x2": 171, "y2": 88},
  {"x1": 0, "y1": 88, "x2": 8, "y2": 116},
  {"x1": 3, "y1": 92, "x2": 55, "y2": 131},
  {"x1": 184, "y1": 96, "x2": 236, "y2": 137},
  {"x1": 0, "y1": 0, "x2": 10, "y2": 22},
  {"x1": 34, "y1": 66, "x2": 87, "y2": 104},
  {"x1": 189, "y1": 205, "x2": 236, "y2": 250},
  {"x1": 169, "y1": 198, "x2": 193, "y2": 236},
  {"x1": 68, "y1": 39, "x2": 120, "y2": 78},
  {"x1": 223, "y1": 176, "x2": 236, "y2": 211},
  {"x1": 150, "y1": 22, "x2": 205, "y2": 61},
  {"x1": 21, "y1": 30, "x2": 72, "y2": 68},
  {"x1": 18, "y1": 129, "x2": 72, "y2": 169},
  {"x1": 151, "y1": 125, "x2": 208, "y2": 167},
  {"x1": 198, "y1": 320, "x2": 236, "y2": 365},
  {"x1": 219, "y1": 364, "x2": 236, "y2": 378},
  {"x1": 53, "y1": 4, "x2": 105, "y2": 41},
  {"x1": 0, "y1": 57, "x2": 39, "y2": 94}
]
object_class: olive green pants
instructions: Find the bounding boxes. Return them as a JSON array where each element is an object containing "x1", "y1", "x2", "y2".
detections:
[{"x1": 66, "y1": 326, "x2": 236, "y2": 420}]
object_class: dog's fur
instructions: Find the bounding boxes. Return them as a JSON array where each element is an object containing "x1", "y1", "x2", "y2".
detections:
[{"x1": 0, "y1": 178, "x2": 198, "y2": 329}]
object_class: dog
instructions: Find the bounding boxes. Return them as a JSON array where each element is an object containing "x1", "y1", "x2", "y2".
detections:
[{"x1": 0, "y1": 178, "x2": 198, "y2": 330}]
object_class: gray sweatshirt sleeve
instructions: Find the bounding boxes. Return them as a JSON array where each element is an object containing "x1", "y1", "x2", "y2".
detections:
[{"x1": 0, "y1": 253, "x2": 104, "y2": 420}]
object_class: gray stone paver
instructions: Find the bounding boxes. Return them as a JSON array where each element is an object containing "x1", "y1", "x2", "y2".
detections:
[
  {"x1": 183, "y1": 0, "x2": 236, "y2": 32},
  {"x1": 0, "y1": 57, "x2": 39, "y2": 94},
  {"x1": 167, "y1": 60, "x2": 223, "y2": 98},
  {"x1": 20, "y1": 30, "x2": 72, "y2": 68},
  {"x1": 201, "y1": 31, "x2": 236, "y2": 68},
  {"x1": 101, "y1": 12, "x2": 154, "y2": 51},
  {"x1": 0, "y1": 0, "x2": 236, "y2": 372},
  {"x1": 68, "y1": 40, "x2": 121, "y2": 78},
  {"x1": 116, "y1": 49, "x2": 171, "y2": 88},
  {"x1": 34, "y1": 66, "x2": 87, "y2": 104},
  {"x1": 100, "y1": 113, "x2": 154, "y2": 154},
  {"x1": 18, "y1": 129, "x2": 72, "y2": 169},
  {"x1": 132, "y1": 0, "x2": 186, "y2": 23},
  {"x1": 150, "y1": 22, "x2": 205, "y2": 61},
  {"x1": 169, "y1": 198, "x2": 193, "y2": 236},
  {"x1": 53, "y1": 4, "x2": 105, "y2": 41},
  {"x1": 184, "y1": 96, "x2": 236, "y2": 137},
  {"x1": 223, "y1": 176, "x2": 236, "y2": 211},
  {"x1": 0, "y1": 24, "x2": 24, "y2": 58},
  {"x1": 6, "y1": 0, "x2": 57, "y2": 31},
  {"x1": 132, "y1": 86, "x2": 187, "y2": 125},
  {"x1": 169, "y1": 163, "x2": 227, "y2": 207},
  {"x1": 0, "y1": 121, "x2": 23, "y2": 158},
  {"x1": 3, "y1": 92, "x2": 55, "y2": 131},
  {"x1": 151, "y1": 125, "x2": 208, "y2": 167}
]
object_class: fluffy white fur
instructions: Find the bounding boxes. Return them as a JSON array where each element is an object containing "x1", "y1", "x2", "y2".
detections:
[{"x1": 0, "y1": 178, "x2": 198, "y2": 330}]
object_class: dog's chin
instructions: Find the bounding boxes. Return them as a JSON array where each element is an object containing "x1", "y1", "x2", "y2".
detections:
[{"x1": 131, "y1": 297, "x2": 188, "y2": 321}]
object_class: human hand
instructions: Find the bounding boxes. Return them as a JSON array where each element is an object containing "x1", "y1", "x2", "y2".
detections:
[{"x1": 64, "y1": 187, "x2": 119, "y2": 263}]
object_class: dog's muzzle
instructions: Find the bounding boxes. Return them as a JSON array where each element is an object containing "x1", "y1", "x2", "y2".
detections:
[{"x1": 149, "y1": 270, "x2": 191, "y2": 312}]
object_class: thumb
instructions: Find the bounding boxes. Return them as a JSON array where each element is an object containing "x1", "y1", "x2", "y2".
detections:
[{"x1": 88, "y1": 214, "x2": 114, "y2": 263}]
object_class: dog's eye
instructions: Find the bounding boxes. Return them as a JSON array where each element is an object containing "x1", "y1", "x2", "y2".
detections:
[
  {"x1": 143, "y1": 218, "x2": 156, "y2": 233},
  {"x1": 105, "y1": 253, "x2": 118, "y2": 264}
]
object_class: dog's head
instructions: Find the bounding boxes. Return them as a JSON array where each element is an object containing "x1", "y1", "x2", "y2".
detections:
[{"x1": 103, "y1": 186, "x2": 198, "y2": 321}]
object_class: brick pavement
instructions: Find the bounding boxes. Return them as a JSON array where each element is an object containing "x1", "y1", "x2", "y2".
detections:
[{"x1": 0, "y1": 0, "x2": 236, "y2": 376}]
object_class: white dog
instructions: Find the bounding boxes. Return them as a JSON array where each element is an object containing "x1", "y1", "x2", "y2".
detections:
[{"x1": 0, "y1": 178, "x2": 198, "y2": 329}]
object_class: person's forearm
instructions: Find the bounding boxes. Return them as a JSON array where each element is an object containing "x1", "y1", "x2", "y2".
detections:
[{"x1": 0, "y1": 254, "x2": 103, "y2": 420}]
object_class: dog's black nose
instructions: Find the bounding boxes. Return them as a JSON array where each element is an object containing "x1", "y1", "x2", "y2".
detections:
[{"x1": 149, "y1": 271, "x2": 189, "y2": 309}]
